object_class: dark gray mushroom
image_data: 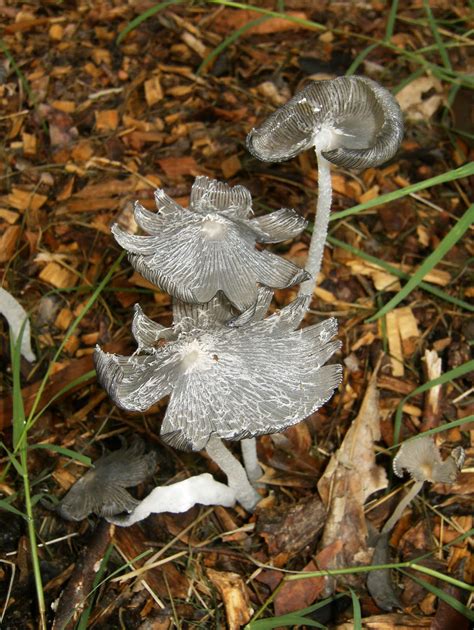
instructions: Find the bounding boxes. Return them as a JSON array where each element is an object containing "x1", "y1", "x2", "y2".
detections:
[
  {"x1": 246, "y1": 76, "x2": 404, "y2": 299},
  {"x1": 56, "y1": 440, "x2": 157, "y2": 521},
  {"x1": 111, "y1": 176, "x2": 308, "y2": 311}
]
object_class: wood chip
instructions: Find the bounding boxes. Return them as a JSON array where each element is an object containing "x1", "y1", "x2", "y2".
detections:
[
  {"x1": 0, "y1": 225, "x2": 21, "y2": 262},
  {"x1": 144, "y1": 76, "x2": 163, "y2": 106},
  {"x1": 95, "y1": 109, "x2": 119, "y2": 132},
  {"x1": 397, "y1": 306, "x2": 420, "y2": 356},
  {"x1": 157, "y1": 156, "x2": 201, "y2": 178},
  {"x1": 0, "y1": 209, "x2": 20, "y2": 224},
  {"x1": 55, "y1": 307, "x2": 74, "y2": 330},
  {"x1": 385, "y1": 311, "x2": 404, "y2": 376},
  {"x1": 39, "y1": 262, "x2": 78, "y2": 289},
  {"x1": 7, "y1": 188, "x2": 48, "y2": 212},
  {"x1": 207, "y1": 569, "x2": 252, "y2": 630},
  {"x1": 221, "y1": 155, "x2": 241, "y2": 179}
]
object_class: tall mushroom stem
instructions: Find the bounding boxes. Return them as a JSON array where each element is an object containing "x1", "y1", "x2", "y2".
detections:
[
  {"x1": 381, "y1": 480, "x2": 424, "y2": 534},
  {"x1": 298, "y1": 150, "x2": 332, "y2": 299},
  {"x1": 206, "y1": 436, "x2": 260, "y2": 511},
  {"x1": 241, "y1": 438, "x2": 262, "y2": 484}
]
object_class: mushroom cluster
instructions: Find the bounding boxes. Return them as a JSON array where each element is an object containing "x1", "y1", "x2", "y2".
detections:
[{"x1": 58, "y1": 75, "x2": 404, "y2": 520}]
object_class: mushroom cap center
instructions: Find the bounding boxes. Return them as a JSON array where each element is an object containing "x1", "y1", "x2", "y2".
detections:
[
  {"x1": 201, "y1": 215, "x2": 228, "y2": 240},
  {"x1": 178, "y1": 338, "x2": 216, "y2": 374}
]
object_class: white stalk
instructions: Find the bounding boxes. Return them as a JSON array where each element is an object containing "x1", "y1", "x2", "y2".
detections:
[
  {"x1": 381, "y1": 481, "x2": 424, "y2": 534},
  {"x1": 206, "y1": 436, "x2": 260, "y2": 510},
  {"x1": 298, "y1": 149, "x2": 332, "y2": 299},
  {"x1": 107, "y1": 474, "x2": 236, "y2": 527},
  {"x1": 241, "y1": 438, "x2": 262, "y2": 484}
]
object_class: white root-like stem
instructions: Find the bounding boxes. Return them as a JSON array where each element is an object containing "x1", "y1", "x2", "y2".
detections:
[
  {"x1": 381, "y1": 481, "x2": 424, "y2": 534},
  {"x1": 107, "y1": 474, "x2": 236, "y2": 527},
  {"x1": 241, "y1": 438, "x2": 263, "y2": 484},
  {"x1": 206, "y1": 436, "x2": 260, "y2": 511},
  {"x1": 298, "y1": 150, "x2": 332, "y2": 300}
]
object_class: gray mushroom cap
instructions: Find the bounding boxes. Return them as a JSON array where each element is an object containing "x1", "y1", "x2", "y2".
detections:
[
  {"x1": 112, "y1": 176, "x2": 309, "y2": 311},
  {"x1": 393, "y1": 436, "x2": 465, "y2": 484},
  {"x1": 57, "y1": 440, "x2": 157, "y2": 521},
  {"x1": 246, "y1": 76, "x2": 404, "y2": 169},
  {"x1": 94, "y1": 297, "x2": 342, "y2": 451}
]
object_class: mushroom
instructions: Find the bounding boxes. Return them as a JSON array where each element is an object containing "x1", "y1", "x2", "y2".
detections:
[
  {"x1": 367, "y1": 435, "x2": 465, "y2": 611},
  {"x1": 56, "y1": 440, "x2": 157, "y2": 521},
  {"x1": 94, "y1": 295, "x2": 342, "y2": 510},
  {"x1": 111, "y1": 176, "x2": 309, "y2": 311},
  {"x1": 382, "y1": 435, "x2": 465, "y2": 534},
  {"x1": 246, "y1": 76, "x2": 404, "y2": 300}
]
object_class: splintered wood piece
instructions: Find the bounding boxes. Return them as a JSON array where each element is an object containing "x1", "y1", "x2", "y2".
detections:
[
  {"x1": 144, "y1": 76, "x2": 164, "y2": 106},
  {"x1": 385, "y1": 311, "x2": 404, "y2": 376},
  {"x1": 397, "y1": 306, "x2": 420, "y2": 356},
  {"x1": 0, "y1": 225, "x2": 21, "y2": 262},
  {"x1": 7, "y1": 187, "x2": 48, "y2": 212},
  {"x1": 157, "y1": 156, "x2": 201, "y2": 178},
  {"x1": 207, "y1": 568, "x2": 253, "y2": 630},
  {"x1": 38, "y1": 262, "x2": 78, "y2": 289},
  {"x1": 421, "y1": 349, "x2": 443, "y2": 431}
]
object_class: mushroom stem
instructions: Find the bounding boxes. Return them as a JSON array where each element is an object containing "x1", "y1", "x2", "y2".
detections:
[
  {"x1": 298, "y1": 150, "x2": 332, "y2": 299},
  {"x1": 206, "y1": 436, "x2": 260, "y2": 511},
  {"x1": 381, "y1": 480, "x2": 424, "y2": 534},
  {"x1": 241, "y1": 438, "x2": 262, "y2": 484}
]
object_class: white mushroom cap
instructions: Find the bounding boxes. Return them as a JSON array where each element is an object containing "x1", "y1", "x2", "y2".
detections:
[
  {"x1": 247, "y1": 76, "x2": 403, "y2": 169},
  {"x1": 393, "y1": 436, "x2": 465, "y2": 484}
]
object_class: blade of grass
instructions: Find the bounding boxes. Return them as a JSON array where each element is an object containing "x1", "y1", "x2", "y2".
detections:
[
  {"x1": 423, "y1": 0, "x2": 452, "y2": 71},
  {"x1": 348, "y1": 588, "x2": 362, "y2": 629},
  {"x1": 366, "y1": 203, "x2": 474, "y2": 322},
  {"x1": 28, "y1": 444, "x2": 92, "y2": 466},
  {"x1": 198, "y1": 16, "x2": 269, "y2": 74},
  {"x1": 387, "y1": 415, "x2": 474, "y2": 451},
  {"x1": 398, "y1": 569, "x2": 474, "y2": 621},
  {"x1": 393, "y1": 360, "x2": 474, "y2": 444},
  {"x1": 0, "y1": 499, "x2": 25, "y2": 519},
  {"x1": 10, "y1": 328, "x2": 46, "y2": 629},
  {"x1": 346, "y1": 0, "x2": 399, "y2": 75},
  {"x1": 247, "y1": 593, "x2": 345, "y2": 628},
  {"x1": 327, "y1": 237, "x2": 474, "y2": 312},
  {"x1": 116, "y1": 0, "x2": 184, "y2": 44},
  {"x1": 76, "y1": 544, "x2": 114, "y2": 630},
  {"x1": 330, "y1": 162, "x2": 474, "y2": 221}
]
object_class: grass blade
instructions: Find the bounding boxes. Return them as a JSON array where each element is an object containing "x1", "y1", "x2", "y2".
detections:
[
  {"x1": 423, "y1": 0, "x2": 452, "y2": 70},
  {"x1": 349, "y1": 588, "x2": 362, "y2": 629},
  {"x1": 398, "y1": 569, "x2": 474, "y2": 621},
  {"x1": 330, "y1": 162, "x2": 474, "y2": 221},
  {"x1": 116, "y1": 0, "x2": 183, "y2": 45},
  {"x1": 198, "y1": 16, "x2": 269, "y2": 74},
  {"x1": 366, "y1": 204, "x2": 474, "y2": 321},
  {"x1": 28, "y1": 444, "x2": 92, "y2": 466},
  {"x1": 327, "y1": 236, "x2": 474, "y2": 312}
]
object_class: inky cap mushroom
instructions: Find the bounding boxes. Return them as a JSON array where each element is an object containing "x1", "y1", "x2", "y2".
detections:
[
  {"x1": 246, "y1": 76, "x2": 404, "y2": 169},
  {"x1": 94, "y1": 297, "x2": 342, "y2": 452},
  {"x1": 393, "y1": 435, "x2": 465, "y2": 484},
  {"x1": 111, "y1": 176, "x2": 309, "y2": 311},
  {"x1": 57, "y1": 440, "x2": 157, "y2": 521}
]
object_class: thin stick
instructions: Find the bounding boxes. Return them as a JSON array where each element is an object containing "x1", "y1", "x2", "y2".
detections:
[
  {"x1": 206, "y1": 437, "x2": 260, "y2": 510},
  {"x1": 299, "y1": 149, "x2": 333, "y2": 298}
]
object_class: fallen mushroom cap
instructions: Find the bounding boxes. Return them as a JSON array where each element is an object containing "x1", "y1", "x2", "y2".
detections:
[
  {"x1": 393, "y1": 436, "x2": 465, "y2": 484},
  {"x1": 57, "y1": 440, "x2": 157, "y2": 521},
  {"x1": 246, "y1": 76, "x2": 404, "y2": 169},
  {"x1": 112, "y1": 176, "x2": 309, "y2": 311},
  {"x1": 95, "y1": 297, "x2": 342, "y2": 451}
]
